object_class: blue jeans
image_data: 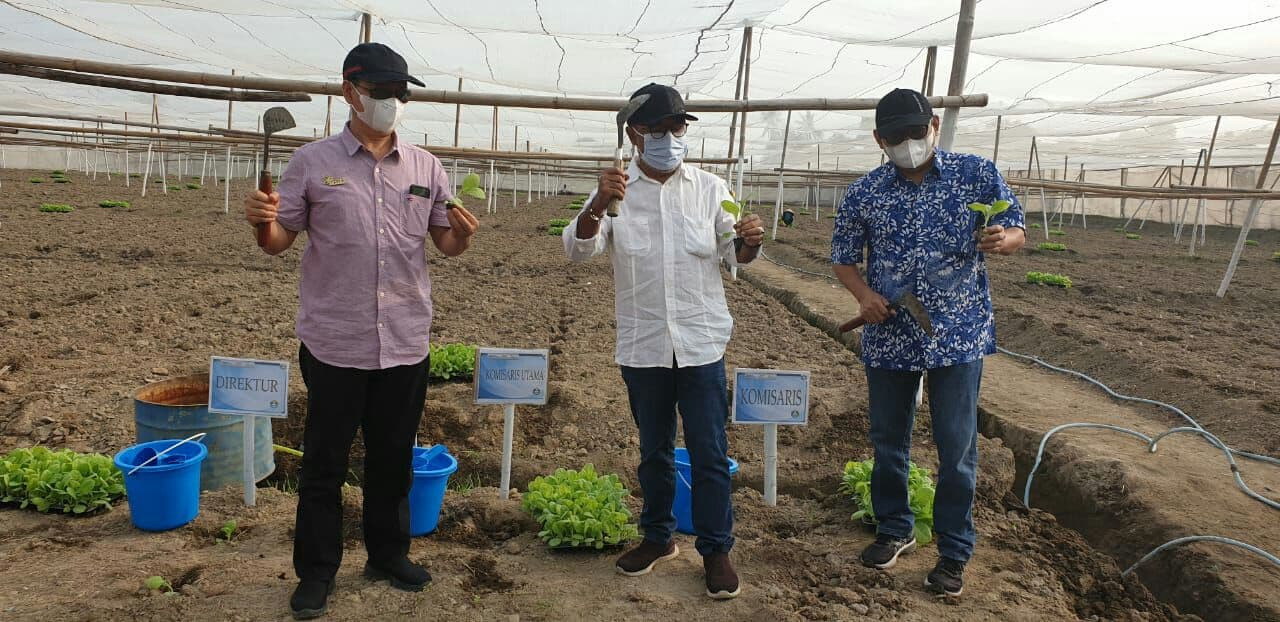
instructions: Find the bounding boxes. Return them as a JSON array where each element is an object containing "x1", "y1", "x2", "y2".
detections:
[
  {"x1": 620, "y1": 358, "x2": 734, "y2": 556},
  {"x1": 866, "y1": 359, "x2": 982, "y2": 562}
]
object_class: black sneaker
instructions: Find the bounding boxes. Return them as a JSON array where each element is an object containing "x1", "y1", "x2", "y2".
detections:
[
  {"x1": 616, "y1": 540, "x2": 680, "y2": 577},
  {"x1": 924, "y1": 557, "x2": 966, "y2": 597},
  {"x1": 289, "y1": 579, "x2": 333, "y2": 620},
  {"x1": 364, "y1": 557, "x2": 432, "y2": 592},
  {"x1": 859, "y1": 534, "x2": 917, "y2": 570}
]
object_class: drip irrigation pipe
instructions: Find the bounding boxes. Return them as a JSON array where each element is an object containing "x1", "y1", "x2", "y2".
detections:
[{"x1": 1121, "y1": 536, "x2": 1280, "y2": 577}]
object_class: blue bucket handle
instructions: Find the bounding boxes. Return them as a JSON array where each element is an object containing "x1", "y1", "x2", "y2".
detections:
[{"x1": 127, "y1": 432, "x2": 207, "y2": 475}]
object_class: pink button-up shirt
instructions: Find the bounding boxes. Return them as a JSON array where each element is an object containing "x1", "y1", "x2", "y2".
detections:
[{"x1": 275, "y1": 125, "x2": 452, "y2": 370}]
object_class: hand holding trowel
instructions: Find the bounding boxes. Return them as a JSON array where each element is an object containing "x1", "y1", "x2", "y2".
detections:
[
  {"x1": 256, "y1": 107, "x2": 296, "y2": 248},
  {"x1": 605, "y1": 93, "x2": 651, "y2": 217},
  {"x1": 840, "y1": 291, "x2": 934, "y2": 337}
]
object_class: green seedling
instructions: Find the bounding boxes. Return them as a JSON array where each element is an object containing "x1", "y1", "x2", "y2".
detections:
[
  {"x1": 29, "y1": 177, "x2": 45, "y2": 184},
  {"x1": 1245, "y1": 240, "x2": 1259, "y2": 247},
  {"x1": 446, "y1": 173, "x2": 485, "y2": 209},
  {"x1": 522, "y1": 464, "x2": 639, "y2": 549},
  {"x1": 1272, "y1": 251, "x2": 1280, "y2": 262},
  {"x1": 548, "y1": 218, "x2": 571, "y2": 227},
  {"x1": 827, "y1": 213, "x2": 837, "y2": 219},
  {"x1": 1037, "y1": 242, "x2": 1066, "y2": 251},
  {"x1": 99, "y1": 200, "x2": 131, "y2": 209},
  {"x1": 1049, "y1": 229, "x2": 1067, "y2": 236},
  {"x1": 1029, "y1": 222, "x2": 1042, "y2": 229},
  {"x1": 39, "y1": 204, "x2": 74, "y2": 213},
  {"x1": 129, "y1": 173, "x2": 141, "y2": 178},
  {"x1": 967, "y1": 199, "x2": 1011, "y2": 228},
  {"x1": 53, "y1": 178, "x2": 71, "y2": 184},
  {"x1": 1113, "y1": 227, "x2": 1126, "y2": 233},
  {"x1": 144, "y1": 575, "x2": 174, "y2": 593},
  {"x1": 1027, "y1": 271, "x2": 1072, "y2": 288},
  {"x1": 720, "y1": 198, "x2": 744, "y2": 239},
  {"x1": 548, "y1": 225, "x2": 565, "y2": 236},
  {"x1": 428, "y1": 343, "x2": 477, "y2": 380},
  {"x1": 167, "y1": 186, "x2": 182, "y2": 191},
  {"x1": 0, "y1": 447, "x2": 124, "y2": 514},
  {"x1": 218, "y1": 519, "x2": 239, "y2": 541},
  {"x1": 1125, "y1": 233, "x2": 1141, "y2": 240},
  {"x1": 50, "y1": 170, "x2": 65, "y2": 175},
  {"x1": 841, "y1": 459, "x2": 935, "y2": 544},
  {"x1": 185, "y1": 183, "x2": 201, "y2": 190}
]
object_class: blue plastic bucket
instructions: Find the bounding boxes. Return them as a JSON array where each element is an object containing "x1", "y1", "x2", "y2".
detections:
[
  {"x1": 673, "y1": 447, "x2": 739, "y2": 535},
  {"x1": 408, "y1": 446, "x2": 458, "y2": 536},
  {"x1": 114, "y1": 439, "x2": 208, "y2": 531}
]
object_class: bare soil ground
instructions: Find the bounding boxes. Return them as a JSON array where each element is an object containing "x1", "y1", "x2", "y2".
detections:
[{"x1": 0, "y1": 167, "x2": 1224, "y2": 621}]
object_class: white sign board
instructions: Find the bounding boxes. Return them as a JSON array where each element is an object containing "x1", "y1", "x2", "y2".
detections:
[
  {"x1": 474, "y1": 348, "x2": 549, "y2": 405},
  {"x1": 732, "y1": 368, "x2": 810, "y2": 426},
  {"x1": 207, "y1": 356, "x2": 289, "y2": 418}
]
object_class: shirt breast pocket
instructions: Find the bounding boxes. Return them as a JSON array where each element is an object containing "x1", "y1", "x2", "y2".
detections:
[
  {"x1": 402, "y1": 194, "x2": 433, "y2": 238},
  {"x1": 614, "y1": 217, "x2": 651, "y2": 256},
  {"x1": 682, "y1": 211, "x2": 716, "y2": 258}
]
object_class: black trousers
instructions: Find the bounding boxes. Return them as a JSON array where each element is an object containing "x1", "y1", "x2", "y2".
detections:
[{"x1": 293, "y1": 343, "x2": 429, "y2": 581}]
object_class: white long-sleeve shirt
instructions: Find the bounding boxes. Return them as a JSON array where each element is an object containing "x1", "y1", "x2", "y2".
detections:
[{"x1": 564, "y1": 162, "x2": 745, "y2": 369}]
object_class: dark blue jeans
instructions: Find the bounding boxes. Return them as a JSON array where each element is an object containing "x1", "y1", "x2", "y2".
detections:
[
  {"x1": 620, "y1": 358, "x2": 734, "y2": 556},
  {"x1": 866, "y1": 358, "x2": 982, "y2": 562}
]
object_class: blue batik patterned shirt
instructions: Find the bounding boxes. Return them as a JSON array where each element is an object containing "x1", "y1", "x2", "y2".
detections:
[{"x1": 831, "y1": 149, "x2": 1024, "y2": 371}]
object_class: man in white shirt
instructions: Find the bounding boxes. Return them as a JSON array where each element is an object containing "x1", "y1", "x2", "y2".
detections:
[{"x1": 563, "y1": 83, "x2": 765, "y2": 600}]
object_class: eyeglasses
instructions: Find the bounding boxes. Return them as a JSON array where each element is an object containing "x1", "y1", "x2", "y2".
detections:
[
  {"x1": 632, "y1": 123, "x2": 688, "y2": 140},
  {"x1": 881, "y1": 124, "x2": 930, "y2": 146},
  {"x1": 354, "y1": 81, "x2": 411, "y2": 103}
]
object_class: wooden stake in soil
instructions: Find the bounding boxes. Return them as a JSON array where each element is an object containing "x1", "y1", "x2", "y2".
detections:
[
  {"x1": 771, "y1": 110, "x2": 792, "y2": 240},
  {"x1": 1217, "y1": 113, "x2": 1280, "y2": 297}
]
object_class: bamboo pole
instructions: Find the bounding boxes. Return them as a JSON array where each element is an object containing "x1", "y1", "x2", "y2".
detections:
[
  {"x1": 771, "y1": 111, "x2": 792, "y2": 240},
  {"x1": 992, "y1": 115, "x2": 1001, "y2": 165},
  {"x1": 1218, "y1": 113, "x2": 1280, "y2": 297},
  {"x1": 737, "y1": 26, "x2": 754, "y2": 167},
  {"x1": 938, "y1": 0, "x2": 977, "y2": 151},
  {"x1": 1175, "y1": 149, "x2": 1205, "y2": 240},
  {"x1": 325, "y1": 95, "x2": 333, "y2": 136},
  {"x1": 0, "y1": 62, "x2": 307, "y2": 102},
  {"x1": 141, "y1": 143, "x2": 152, "y2": 197},
  {"x1": 0, "y1": 48, "x2": 989, "y2": 113},
  {"x1": 1190, "y1": 116, "x2": 1222, "y2": 255},
  {"x1": 453, "y1": 78, "x2": 462, "y2": 146},
  {"x1": 1026, "y1": 137, "x2": 1050, "y2": 238},
  {"x1": 727, "y1": 26, "x2": 748, "y2": 161},
  {"x1": 227, "y1": 69, "x2": 235, "y2": 128},
  {"x1": 361, "y1": 13, "x2": 372, "y2": 44},
  {"x1": 922, "y1": 46, "x2": 938, "y2": 96}
]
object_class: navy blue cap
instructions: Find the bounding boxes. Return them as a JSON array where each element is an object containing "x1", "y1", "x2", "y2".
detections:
[
  {"x1": 342, "y1": 43, "x2": 425, "y2": 87},
  {"x1": 876, "y1": 88, "x2": 933, "y2": 132}
]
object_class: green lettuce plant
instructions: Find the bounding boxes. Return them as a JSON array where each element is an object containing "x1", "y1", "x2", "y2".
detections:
[
  {"x1": 99, "y1": 200, "x2": 131, "y2": 208},
  {"x1": 1027, "y1": 271, "x2": 1072, "y2": 288},
  {"x1": 1125, "y1": 233, "x2": 1141, "y2": 240},
  {"x1": 0, "y1": 447, "x2": 124, "y2": 514},
  {"x1": 39, "y1": 204, "x2": 73, "y2": 213},
  {"x1": 967, "y1": 199, "x2": 1011, "y2": 228},
  {"x1": 428, "y1": 343, "x2": 477, "y2": 380},
  {"x1": 522, "y1": 464, "x2": 639, "y2": 549},
  {"x1": 840, "y1": 459, "x2": 935, "y2": 544},
  {"x1": 446, "y1": 173, "x2": 485, "y2": 209},
  {"x1": 1037, "y1": 242, "x2": 1066, "y2": 251}
]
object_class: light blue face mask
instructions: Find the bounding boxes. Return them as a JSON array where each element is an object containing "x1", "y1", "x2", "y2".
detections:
[{"x1": 640, "y1": 133, "x2": 688, "y2": 172}]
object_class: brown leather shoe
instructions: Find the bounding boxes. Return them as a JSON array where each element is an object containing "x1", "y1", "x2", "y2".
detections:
[
  {"x1": 703, "y1": 552, "x2": 740, "y2": 600},
  {"x1": 615, "y1": 540, "x2": 680, "y2": 577}
]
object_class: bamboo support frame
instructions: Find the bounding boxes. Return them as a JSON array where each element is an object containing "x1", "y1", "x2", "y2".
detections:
[{"x1": 1218, "y1": 113, "x2": 1280, "y2": 297}]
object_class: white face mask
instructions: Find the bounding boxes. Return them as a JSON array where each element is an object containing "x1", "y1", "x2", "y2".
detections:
[
  {"x1": 354, "y1": 92, "x2": 404, "y2": 135},
  {"x1": 884, "y1": 127, "x2": 936, "y2": 170}
]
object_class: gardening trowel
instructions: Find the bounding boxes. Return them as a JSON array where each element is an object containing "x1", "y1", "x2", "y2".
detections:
[
  {"x1": 840, "y1": 291, "x2": 934, "y2": 337},
  {"x1": 256, "y1": 106, "x2": 296, "y2": 247},
  {"x1": 606, "y1": 93, "x2": 651, "y2": 217}
]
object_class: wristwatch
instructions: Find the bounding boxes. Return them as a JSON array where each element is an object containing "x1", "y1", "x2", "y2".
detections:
[{"x1": 586, "y1": 210, "x2": 604, "y2": 222}]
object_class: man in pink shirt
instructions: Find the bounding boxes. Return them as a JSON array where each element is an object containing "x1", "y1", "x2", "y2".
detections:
[{"x1": 244, "y1": 42, "x2": 479, "y2": 619}]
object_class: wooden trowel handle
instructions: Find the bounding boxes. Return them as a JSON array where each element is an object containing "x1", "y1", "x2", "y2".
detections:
[
  {"x1": 606, "y1": 152, "x2": 623, "y2": 217},
  {"x1": 256, "y1": 170, "x2": 273, "y2": 248},
  {"x1": 840, "y1": 315, "x2": 867, "y2": 333}
]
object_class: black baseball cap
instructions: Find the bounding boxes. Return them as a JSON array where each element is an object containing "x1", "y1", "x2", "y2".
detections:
[
  {"x1": 627, "y1": 83, "x2": 699, "y2": 125},
  {"x1": 342, "y1": 43, "x2": 425, "y2": 87},
  {"x1": 876, "y1": 88, "x2": 933, "y2": 132}
]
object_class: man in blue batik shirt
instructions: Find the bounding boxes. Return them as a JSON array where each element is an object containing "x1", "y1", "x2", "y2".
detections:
[{"x1": 831, "y1": 88, "x2": 1025, "y2": 598}]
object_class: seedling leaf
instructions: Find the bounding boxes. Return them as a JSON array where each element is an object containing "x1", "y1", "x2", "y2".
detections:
[{"x1": 720, "y1": 200, "x2": 741, "y2": 218}]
